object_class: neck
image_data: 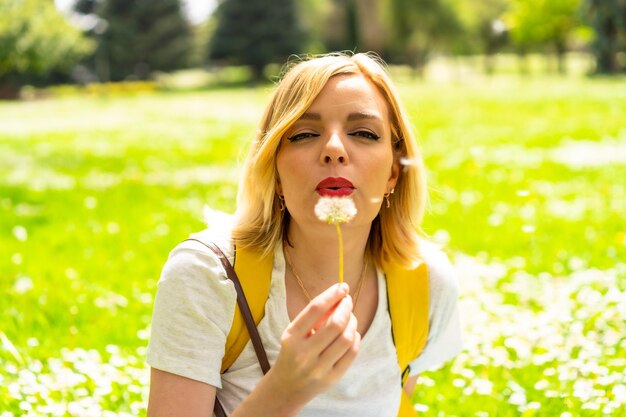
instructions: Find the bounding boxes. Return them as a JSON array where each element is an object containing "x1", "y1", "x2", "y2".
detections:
[{"x1": 284, "y1": 220, "x2": 370, "y2": 290}]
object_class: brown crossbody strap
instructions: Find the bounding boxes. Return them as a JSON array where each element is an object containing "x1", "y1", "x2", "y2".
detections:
[{"x1": 184, "y1": 239, "x2": 271, "y2": 417}]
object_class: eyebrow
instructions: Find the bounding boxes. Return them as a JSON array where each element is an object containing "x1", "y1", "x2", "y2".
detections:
[
  {"x1": 347, "y1": 112, "x2": 382, "y2": 121},
  {"x1": 298, "y1": 112, "x2": 322, "y2": 120},
  {"x1": 297, "y1": 112, "x2": 382, "y2": 121}
]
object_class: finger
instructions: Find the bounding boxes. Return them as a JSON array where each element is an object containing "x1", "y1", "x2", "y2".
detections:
[
  {"x1": 330, "y1": 329, "x2": 361, "y2": 378},
  {"x1": 308, "y1": 295, "x2": 354, "y2": 353},
  {"x1": 317, "y1": 311, "x2": 358, "y2": 367},
  {"x1": 289, "y1": 283, "x2": 349, "y2": 336}
]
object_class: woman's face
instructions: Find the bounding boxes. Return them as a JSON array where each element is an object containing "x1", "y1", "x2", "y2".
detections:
[{"x1": 276, "y1": 74, "x2": 399, "y2": 231}]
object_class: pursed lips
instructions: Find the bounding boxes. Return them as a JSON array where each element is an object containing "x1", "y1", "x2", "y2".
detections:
[{"x1": 316, "y1": 177, "x2": 355, "y2": 197}]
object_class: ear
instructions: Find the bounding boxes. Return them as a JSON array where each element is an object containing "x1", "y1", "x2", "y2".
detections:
[
  {"x1": 387, "y1": 157, "x2": 400, "y2": 192},
  {"x1": 275, "y1": 175, "x2": 283, "y2": 196}
]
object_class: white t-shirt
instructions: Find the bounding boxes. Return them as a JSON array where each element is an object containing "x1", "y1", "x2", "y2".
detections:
[{"x1": 147, "y1": 227, "x2": 462, "y2": 416}]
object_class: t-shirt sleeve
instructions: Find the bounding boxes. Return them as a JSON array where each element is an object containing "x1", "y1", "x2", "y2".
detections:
[
  {"x1": 146, "y1": 239, "x2": 237, "y2": 388},
  {"x1": 408, "y1": 247, "x2": 462, "y2": 376}
]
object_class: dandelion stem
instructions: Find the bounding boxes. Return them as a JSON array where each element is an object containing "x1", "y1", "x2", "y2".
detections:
[{"x1": 335, "y1": 222, "x2": 344, "y2": 283}]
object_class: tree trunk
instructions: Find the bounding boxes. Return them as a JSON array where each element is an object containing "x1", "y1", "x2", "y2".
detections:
[
  {"x1": 590, "y1": 2, "x2": 620, "y2": 74},
  {"x1": 356, "y1": 0, "x2": 386, "y2": 53},
  {"x1": 483, "y1": 53, "x2": 495, "y2": 76},
  {"x1": 250, "y1": 64, "x2": 265, "y2": 84}
]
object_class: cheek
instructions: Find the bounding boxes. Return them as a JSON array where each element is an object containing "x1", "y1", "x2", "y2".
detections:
[
  {"x1": 276, "y1": 152, "x2": 303, "y2": 195},
  {"x1": 366, "y1": 152, "x2": 394, "y2": 188}
]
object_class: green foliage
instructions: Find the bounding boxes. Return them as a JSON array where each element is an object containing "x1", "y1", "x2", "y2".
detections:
[
  {"x1": 75, "y1": 0, "x2": 193, "y2": 81},
  {"x1": 208, "y1": 0, "x2": 305, "y2": 81},
  {"x1": 0, "y1": 0, "x2": 93, "y2": 87},
  {"x1": 1, "y1": 73, "x2": 625, "y2": 414},
  {"x1": 505, "y1": 0, "x2": 582, "y2": 49}
]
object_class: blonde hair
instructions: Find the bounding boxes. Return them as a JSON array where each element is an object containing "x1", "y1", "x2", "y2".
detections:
[{"x1": 232, "y1": 52, "x2": 428, "y2": 268}]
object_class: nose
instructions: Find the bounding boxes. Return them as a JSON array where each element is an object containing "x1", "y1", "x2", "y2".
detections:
[{"x1": 321, "y1": 131, "x2": 348, "y2": 164}]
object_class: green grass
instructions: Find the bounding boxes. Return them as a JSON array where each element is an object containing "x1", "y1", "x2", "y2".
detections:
[{"x1": 1, "y1": 74, "x2": 625, "y2": 416}]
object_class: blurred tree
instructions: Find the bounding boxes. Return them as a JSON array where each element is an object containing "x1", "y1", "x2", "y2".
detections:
[
  {"x1": 189, "y1": 17, "x2": 216, "y2": 68},
  {"x1": 295, "y1": 0, "x2": 331, "y2": 54},
  {"x1": 208, "y1": 0, "x2": 305, "y2": 82},
  {"x1": 383, "y1": 0, "x2": 463, "y2": 76},
  {"x1": 0, "y1": 0, "x2": 93, "y2": 98},
  {"x1": 355, "y1": 0, "x2": 388, "y2": 53},
  {"x1": 506, "y1": 0, "x2": 582, "y2": 74},
  {"x1": 584, "y1": 0, "x2": 626, "y2": 73},
  {"x1": 74, "y1": 0, "x2": 192, "y2": 81},
  {"x1": 324, "y1": 0, "x2": 387, "y2": 54}
]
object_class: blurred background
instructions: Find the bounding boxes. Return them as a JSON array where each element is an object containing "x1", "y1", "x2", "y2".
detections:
[
  {"x1": 1, "y1": 0, "x2": 625, "y2": 416},
  {"x1": 0, "y1": 0, "x2": 624, "y2": 95}
]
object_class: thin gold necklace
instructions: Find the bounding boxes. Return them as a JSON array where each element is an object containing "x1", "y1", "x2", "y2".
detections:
[{"x1": 284, "y1": 247, "x2": 369, "y2": 308}]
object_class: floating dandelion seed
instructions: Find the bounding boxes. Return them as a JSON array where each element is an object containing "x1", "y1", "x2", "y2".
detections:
[
  {"x1": 399, "y1": 156, "x2": 419, "y2": 167},
  {"x1": 315, "y1": 197, "x2": 356, "y2": 283}
]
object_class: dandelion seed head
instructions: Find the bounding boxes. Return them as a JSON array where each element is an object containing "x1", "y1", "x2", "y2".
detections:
[
  {"x1": 508, "y1": 391, "x2": 526, "y2": 406},
  {"x1": 314, "y1": 197, "x2": 356, "y2": 224},
  {"x1": 526, "y1": 402, "x2": 541, "y2": 410},
  {"x1": 612, "y1": 384, "x2": 626, "y2": 404},
  {"x1": 12, "y1": 225, "x2": 28, "y2": 242},
  {"x1": 84, "y1": 196, "x2": 97, "y2": 209},
  {"x1": 473, "y1": 378, "x2": 493, "y2": 395},
  {"x1": 106, "y1": 222, "x2": 120, "y2": 234},
  {"x1": 453, "y1": 378, "x2": 466, "y2": 387},
  {"x1": 14, "y1": 276, "x2": 34, "y2": 294}
]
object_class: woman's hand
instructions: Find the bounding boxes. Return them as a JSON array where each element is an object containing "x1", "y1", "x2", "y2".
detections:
[
  {"x1": 231, "y1": 282, "x2": 360, "y2": 417},
  {"x1": 273, "y1": 282, "x2": 361, "y2": 401}
]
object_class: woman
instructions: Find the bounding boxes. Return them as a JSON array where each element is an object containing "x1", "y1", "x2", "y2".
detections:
[{"x1": 146, "y1": 52, "x2": 461, "y2": 417}]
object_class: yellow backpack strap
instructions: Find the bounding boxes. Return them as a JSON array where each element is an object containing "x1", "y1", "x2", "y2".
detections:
[
  {"x1": 385, "y1": 260, "x2": 429, "y2": 417},
  {"x1": 220, "y1": 244, "x2": 274, "y2": 373}
]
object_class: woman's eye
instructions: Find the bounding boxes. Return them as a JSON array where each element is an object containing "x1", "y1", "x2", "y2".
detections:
[
  {"x1": 350, "y1": 130, "x2": 381, "y2": 140},
  {"x1": 287, "y1": 132, "x2": 319, "y2": 142}
]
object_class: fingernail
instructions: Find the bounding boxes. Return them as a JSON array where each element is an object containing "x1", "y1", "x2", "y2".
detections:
[{"x1": 339, "y1": 283, "x2": 349, "y2": 294}]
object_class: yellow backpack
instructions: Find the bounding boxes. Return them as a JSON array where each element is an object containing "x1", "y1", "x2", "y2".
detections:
[{"x1": 201, "y1": 241, "x2": 429, "y2": 417}]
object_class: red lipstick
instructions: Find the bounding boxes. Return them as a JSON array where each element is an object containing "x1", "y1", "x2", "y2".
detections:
[{"x1": 316, "y1": 177, "x2": 355, "y2": 197}]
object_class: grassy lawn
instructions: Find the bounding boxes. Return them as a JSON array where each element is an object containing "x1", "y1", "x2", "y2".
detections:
[{"x1": 1, "y1": 74, "x2": 625, "y2": 416}]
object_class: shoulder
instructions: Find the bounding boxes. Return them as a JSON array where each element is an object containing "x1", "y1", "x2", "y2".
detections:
[
  {"x1": 158, "y1": 219, "x2": 236, "y2": 292},
  {"x1": 165, "y1": 209, "x2": 236, "y2": 270},
  {"x1": 148, "y1": 222, "x2": 239, "y2": 387}
]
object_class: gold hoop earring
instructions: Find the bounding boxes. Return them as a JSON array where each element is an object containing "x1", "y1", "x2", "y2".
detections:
[
  {"x1": 384, "y1": 188, "x2": 394, "y2": 208},
  {"x1": 383, "y1": 193, "x2": 391, "y2": 208},
  {"x1": 278, "y1": 195, "x2": 285, "y2": 211}
]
